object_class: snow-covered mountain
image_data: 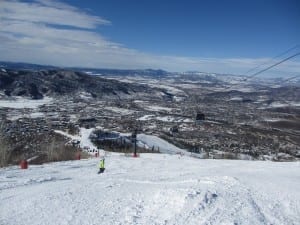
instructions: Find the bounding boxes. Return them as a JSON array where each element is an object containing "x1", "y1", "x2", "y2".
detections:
[
  {"x1": 1, "y1": 153, "x2": 299, "y2": 225},
  {"x1": 0, "y1": 69, "x2": 156, "y2": 99}
]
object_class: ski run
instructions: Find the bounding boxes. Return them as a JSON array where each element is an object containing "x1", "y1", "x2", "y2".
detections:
[{"x1": 1, "y1": 152, "x2": 299, "y2": 225}]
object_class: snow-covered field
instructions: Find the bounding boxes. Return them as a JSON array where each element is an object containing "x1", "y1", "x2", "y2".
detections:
[
  {"x1": 137, "y1": 115, "x2": 193, "y2": 123},
  {"x1": 145, "y1": 105, "x2": 175, "y2": 112},
  {"x1": 268, "y1": 102, "x2": 300, "y2": 108},
  {"x1": 104, "y1": 107, "x2": 136, "y2": 115},
  {"x1": 0, "y1": 97, "x2": 53, "y2": 109},
  {"x1": 1, "y1": 154, "x2": 299, "y2": 225}
]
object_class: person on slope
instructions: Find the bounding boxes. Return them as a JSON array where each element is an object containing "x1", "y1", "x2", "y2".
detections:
[{"x1": 98, "y1": 157, "x2": 105, "y2": 174}]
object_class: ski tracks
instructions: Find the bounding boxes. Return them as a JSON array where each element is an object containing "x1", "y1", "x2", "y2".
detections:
[{"x1": 116, "y1": 176, "x2": 294, "y2": 225}]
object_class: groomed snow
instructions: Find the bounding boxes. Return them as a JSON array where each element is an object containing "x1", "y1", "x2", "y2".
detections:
[
  {"x1": 137, "y1": 134, "x2": 188, "y2": 154},
  {"x1": 0, "y1": 154, "x2": 299, "y2": 225},
  {"x1": 54, "y1": 128, "x2": 97, "y2": 151}
]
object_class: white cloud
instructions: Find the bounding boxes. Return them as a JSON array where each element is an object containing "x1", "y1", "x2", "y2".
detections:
[
  {"x1": 0, "y1": 0, "x2": 299, "y2": 77},
  {"x1": 0, "y1": 0, "x2": 110, "y2": 28}
]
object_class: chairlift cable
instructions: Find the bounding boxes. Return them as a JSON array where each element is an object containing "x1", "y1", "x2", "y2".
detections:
[
  {"x1": 245, "y1": 44, "x2": 300, "y2": 75},
  {"x1": 247, "y1": 52, "x2": 300, "y2": 79},
  {"x1": 225, "y1": 50, "x2": 300, "y2": 91}
]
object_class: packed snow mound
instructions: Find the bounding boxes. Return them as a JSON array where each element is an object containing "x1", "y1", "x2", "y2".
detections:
[{"x1": 0, "y1": 154, "x2": 299, "y2": 225}]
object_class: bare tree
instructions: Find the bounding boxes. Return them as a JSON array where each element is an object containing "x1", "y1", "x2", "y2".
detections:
[{"x1": 0, "y1": 121, "x2": 10, "y2": 167}]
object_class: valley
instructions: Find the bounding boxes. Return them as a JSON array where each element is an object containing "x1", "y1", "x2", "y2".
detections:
[{"x1": 0, "y1": 65, "x2": 299, "y2": 163}]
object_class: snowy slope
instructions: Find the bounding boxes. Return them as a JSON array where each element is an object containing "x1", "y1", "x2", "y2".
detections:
[
  {"x1": 137, "y1": 134, "x2": 187, "y2": 154},
  {"x1": 1, "y1": 154, "x2": 299, "y2": 225},
  {"x1": 55, "y1": 128, "x2": 98, "y2": 151}
]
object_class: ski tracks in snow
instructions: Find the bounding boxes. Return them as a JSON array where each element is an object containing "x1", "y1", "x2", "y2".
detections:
[
  {"x1": 1, "y1": 155, "x2": 299, "y2": 225},
  {"x1": 114, "y1": 176, "x2": 296, "y2": 225}
]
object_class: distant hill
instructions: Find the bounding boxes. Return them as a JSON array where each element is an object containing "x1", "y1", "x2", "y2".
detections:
[
  {"x1": 0, "y1": 68, "x2": 155, "y2": 99},
  {"x1": 0, "y1": 61, "x2": 58, "y2": 71},
  {"x1": 0, "y1": 61, "x2": 168, "y2": 77}
]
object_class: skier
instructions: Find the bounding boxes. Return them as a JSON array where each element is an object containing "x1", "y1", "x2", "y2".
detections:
[{"x1": 98, "y1": 157, "x2": 105, "y2": 174}]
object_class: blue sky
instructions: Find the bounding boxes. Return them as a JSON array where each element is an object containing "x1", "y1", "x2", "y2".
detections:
[
  {"x1": 65, "y1": 0, "x2": 300, "y2": 58},
  {"x1": 0, "y1": 0, "x2": 299, "y2": 76}
]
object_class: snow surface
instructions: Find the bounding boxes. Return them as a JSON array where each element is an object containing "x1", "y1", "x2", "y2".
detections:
[
  {"x1": 155, "y1": 116, "x2": 193, "y2": 123},
  {"x1": 137, "y1": 115, "x2": 192, "y2": 123},
  {"x1": 7, "y1": 111, "x2": 45, "y2": 121},
  {"x1": 0, "y1": 97, "x2": 53, "y2": 109},
  {"x1": 149, "y1": 84, "x2": 185, "y2": 95},
  {"x1": 78, "y1": 92, "x2": 93, "y2": 99},
  {"x1": 54, "y1": 128, "x2": 98, "y2": 151},
  {"x1": 268, "y1": 102, "x2": 300, "y2": 108},
  {"x1": 137, "y1": 114, "x2": 155, "y2": 121},
  {"x1": 173, "y1": 96, "x2": 185, "y2": 102},
  {"x1": 229, "y1": 97, "x2": 243, "y2": 101},
  {"x1": 105, "y1": 107, "x2": 136, "y2": 115},
  {"x1": 54, "y1": 129, "x2": 185, "y2": 156},
  {"x1": 29, "y1": 112, "x2": 45, "y2": 118},
  {"x1": 263, "y1": 118, "x2": 285, "y2": 122},
  {"x1": 227, "y1": 87, "x2": 255, "y2": 93},
  {"x1": 0, "y1": 154, "x2": 299, "y2": 225},
  {"x1": 137, "y1": 134, "x2": 187, "y2": 154},
  {"x1": 146, "y1": 105, "x2": 175, "y2": 112}
]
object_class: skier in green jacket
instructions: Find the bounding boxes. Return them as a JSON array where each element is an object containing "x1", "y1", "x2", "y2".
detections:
[{"x1": 98, "y1": 157, "x2": 105, "y2": 174}]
